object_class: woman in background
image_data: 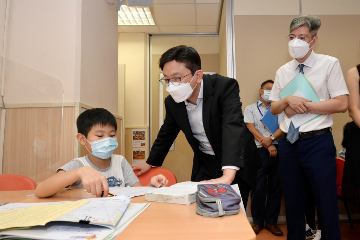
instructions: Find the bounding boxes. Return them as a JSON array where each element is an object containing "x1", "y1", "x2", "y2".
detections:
[{"x1": 343, "y1": 64, "x2": 360, "y2": 208}]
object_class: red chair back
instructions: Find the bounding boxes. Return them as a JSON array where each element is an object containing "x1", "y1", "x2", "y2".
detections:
[
  {"x1": 133, "y1": 167, "x2": 177, "y2": 186},
  {"x1": 336, "y1": 157, "x2": 345, "y2": 196},
  {"x1": 0, "y1": 174, "x2": 37, "y2": 191}
]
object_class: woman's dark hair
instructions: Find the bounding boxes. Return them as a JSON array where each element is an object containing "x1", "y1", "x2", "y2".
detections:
[
  {"x1": 159, "y1": 45, "x2": 201, "y2": 75},
  {"x1": 341, "y1": 122, "x2": 352, "y2": 148},
  {"x1": 77, "y1": 108, "x2": 117, "y2": 138}
]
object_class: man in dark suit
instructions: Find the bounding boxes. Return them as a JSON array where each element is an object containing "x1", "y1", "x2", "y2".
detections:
[{"x1": 132, "y1": 45, "x2": 260, "y2": 207}]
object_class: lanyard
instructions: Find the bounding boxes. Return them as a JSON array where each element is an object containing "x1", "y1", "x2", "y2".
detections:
[
  {"x1": 256, "y1": 102, "x2": 263, "y2": 117},
  {"x1": 257, "y1": 102, "x2": 270, "y2": 130}
]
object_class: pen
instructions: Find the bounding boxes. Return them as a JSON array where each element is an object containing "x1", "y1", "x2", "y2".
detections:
[
  {"x1": 101, "y1": 191, "x2": 115, "y2": 197},
  {"x1": 158, "y1": 181, "x2": 164, "y2": 188}
]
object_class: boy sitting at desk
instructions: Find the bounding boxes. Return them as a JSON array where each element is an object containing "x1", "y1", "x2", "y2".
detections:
[{"x1": 35, "y1": 108, "x2": 168, "y2": 198}]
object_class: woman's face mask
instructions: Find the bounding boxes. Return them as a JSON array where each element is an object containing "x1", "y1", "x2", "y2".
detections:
[
  {"x1": 288, "y1": 38, "x2": 314, "y2": 59},
  {"x1": 84, "y1": 136, "x2": 118, "y2": 159},
  {"x1": 166, "y1": 71, "x2": 198, "y2": 103}
]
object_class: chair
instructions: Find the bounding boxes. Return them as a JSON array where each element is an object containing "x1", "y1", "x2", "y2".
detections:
[
  {"x1": 0, "y1": 174, "x2": 37, "y2": 191},
  {"x1": 335, "y1": 157, "x2": 354, "y2": 229},
  {"x1": 133, "y1": 167, "x2": 177, "y2": 187}
]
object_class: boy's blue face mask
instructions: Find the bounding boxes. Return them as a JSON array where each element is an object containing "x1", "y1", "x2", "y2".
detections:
[{"x1": 84, "y1": 136, "x2": 118, "y2": 159}]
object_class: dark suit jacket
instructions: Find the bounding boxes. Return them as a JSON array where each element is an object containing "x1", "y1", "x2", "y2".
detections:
[{"x1": 147, "y1": 74, "x2": 261, "y2": 190}]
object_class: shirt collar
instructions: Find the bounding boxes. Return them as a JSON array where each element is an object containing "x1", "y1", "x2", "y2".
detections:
[
  {"x1": 293, "y1": 50, "x2": 316, "y2": 71},
  {"x1": 257, "y1": 99, "x2": 270, "y2": 109},
  {"x1": 185, "y1": 79, "x2": 203, "y2": 106}
]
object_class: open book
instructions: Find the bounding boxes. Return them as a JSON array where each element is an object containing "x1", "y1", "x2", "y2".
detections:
[
  {"x1": 0, "y1": 195, "x2": 130, "y2": 231},
  {"x1": 0, "y1": 202, "x2": 150, "y2": 240}
]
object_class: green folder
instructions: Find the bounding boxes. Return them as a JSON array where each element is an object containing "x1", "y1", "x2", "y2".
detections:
[
  {"x1": 280, "y1": 73, "x2": 319, "y2": 102},
  {"x1": 280, "y1": 73, "x2": 321, "y2": 126}
]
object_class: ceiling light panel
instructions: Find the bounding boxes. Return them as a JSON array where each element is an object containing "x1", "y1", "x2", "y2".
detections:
[{"x1": 118, "y1": 5, "x2": 155, "y2": 25}]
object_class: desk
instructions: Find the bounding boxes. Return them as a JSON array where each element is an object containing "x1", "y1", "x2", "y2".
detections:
[{"x1": 0, "y1": 189, "x2": 256, "y2": 240}]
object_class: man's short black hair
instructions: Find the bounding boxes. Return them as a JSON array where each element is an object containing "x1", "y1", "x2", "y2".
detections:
[
  {"x1": 159, "y1": 45, "x2": 201, "y2": 75},
  {"x1": 77, "y1": 108, "x2": 117, "y2": 138},
  {"x1": 260, "y1": 80, "x2": 274, "y2": 89}
]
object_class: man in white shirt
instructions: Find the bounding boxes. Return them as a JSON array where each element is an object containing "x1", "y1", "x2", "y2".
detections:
[
  {"x1": 270, "y1": 16, "x2": 349, "y2": 240},
  {"x1": 132, "y1": 45, "x2": 261, "y2": 208},
  {"x1": 244, "y1": 80, "x2": 284, "y2": 236}
]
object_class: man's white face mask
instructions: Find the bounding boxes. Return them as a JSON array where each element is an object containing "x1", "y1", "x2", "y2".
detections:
[
  {"x1": 166, "y1": 71, "x2": 198, "y2": 103},
  {"x1": 288, "y1": 38, "x2": 314, "y2": 59},
  {"x1": 261, "y1": 90, "x2": 272, "y2": 102}
]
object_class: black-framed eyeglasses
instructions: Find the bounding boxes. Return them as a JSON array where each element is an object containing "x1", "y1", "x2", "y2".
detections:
[{"x1": 159, "y1": 72, "x2": 192, "y2": 86}]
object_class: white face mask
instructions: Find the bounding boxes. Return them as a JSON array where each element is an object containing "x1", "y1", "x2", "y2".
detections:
[
  {"x1": 288, "y1": 38, "x2": 314, "y2": 59},
  {"x1": 166, "y1": 72, "x2": 198, "y2": 103},
  {"x1": 261, "y1": 90, "x2": 272, "y2": 102}
]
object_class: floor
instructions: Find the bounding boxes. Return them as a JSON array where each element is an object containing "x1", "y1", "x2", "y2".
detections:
[{"x1": 256, "y1": 223, "x2": 360, "y2": 240}]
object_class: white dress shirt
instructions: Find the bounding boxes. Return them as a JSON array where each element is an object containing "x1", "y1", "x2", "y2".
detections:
[
  {"x1": 269, "y1": 51, "x2": 349, "y2": 133},
  {"x1": 244, "y1": 100, "x2": 284, "y2": 148},
  {"x1": 185, "y1": 80, "x2": 239, "y2": 170}
]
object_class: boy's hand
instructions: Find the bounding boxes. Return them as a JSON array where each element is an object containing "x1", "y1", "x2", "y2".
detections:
[
  {"x1": 149, "y1": 174, "x2": 168, "y2": 188},
  {"x1": 78, "y1": 166, "x2": 109, "y2": 197}
]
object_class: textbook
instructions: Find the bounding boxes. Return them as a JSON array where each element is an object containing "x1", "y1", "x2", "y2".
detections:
[
  {"x1": 260, "y1": 105, "x2": 278, "y2": 134},
  {"x1": 145, "y1": 182, "x2": 202, "y2": 205},
  {"x1": 0, "y1": 195, "x2": 130, "y2": 231},
  {"x1": 145, "y1": 187, "x2": 197, "y2": 205},
  {"x1": 0, "y1": 202, "x2": 150, "y2": 240},
  {"x1": 280, "y1": 73, "x2": 321, "y2": 128}
]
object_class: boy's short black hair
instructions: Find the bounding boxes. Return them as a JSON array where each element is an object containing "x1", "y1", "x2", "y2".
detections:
[
  {"x1": 77, "y1": 108, "x2": 117, "y2": 138},
  {"x1": 159, "y1": 45, "x2": 201, "y2": 75}
]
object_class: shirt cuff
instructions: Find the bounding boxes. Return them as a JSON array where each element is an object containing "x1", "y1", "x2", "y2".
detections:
[{"x1": 222, "y1": 166, "x2": 240, "y2": 171}]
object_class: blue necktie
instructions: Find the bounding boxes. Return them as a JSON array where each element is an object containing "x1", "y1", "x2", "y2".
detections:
[{"x1": 286, "y1": 64, "x2": 305, "y2": 144}]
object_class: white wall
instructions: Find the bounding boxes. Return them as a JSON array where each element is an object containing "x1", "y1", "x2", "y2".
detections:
[
  {"x1": 5, "y1": 0, "x2": 77, "y2": 102},
  {"x1": 80, "y1": 1, "x2": 118, "y2": 114},
  {"x1": 0, "y1": 0, "x2": 118, "y2": 114},
  {"x1": 118, "y1": 32, "x2": 149, "y2": 127},
  {"x1": 0, "y1": 0, "x2": 6, "y2": 58}
]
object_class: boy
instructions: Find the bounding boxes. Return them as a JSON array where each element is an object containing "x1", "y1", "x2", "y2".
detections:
[{"x1": 35, "y1": 108, "x2": 168, "y2": 198}]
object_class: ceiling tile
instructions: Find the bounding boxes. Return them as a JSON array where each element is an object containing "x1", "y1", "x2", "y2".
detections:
[
  {"x1": 159, "y1": 26, "x2": 197, "y2": 34},
  {"x1": 196, "y1": 25, "x2": 218, "y2": 33},
  {"x1": 154, "y1": 0, "x2": 195, "y2": 3},
  {"x1": 119, "y1": 26, "x2": 161, "y2": 33},
  {"x1": 154, "y1": 4, "x2": 196, "y2": 26},
  {"x1": 196, "y1": 4, "x2": 220, "y2": 26},
  {"x1": 196, "y1": 0, "x2": 220, "y2": 3},
  {"x1": 118, "y1": 26, "x2": 123, "y2": 32}
]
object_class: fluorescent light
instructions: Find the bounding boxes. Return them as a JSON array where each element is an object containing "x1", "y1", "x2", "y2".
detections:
[{"x1": 118, "y1": 5, "x2": 155, "y2": 25}]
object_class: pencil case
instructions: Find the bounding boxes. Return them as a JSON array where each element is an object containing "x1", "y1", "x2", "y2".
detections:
[{"x1": 196, "y1": 184, "x2": 241, "y2": 218}]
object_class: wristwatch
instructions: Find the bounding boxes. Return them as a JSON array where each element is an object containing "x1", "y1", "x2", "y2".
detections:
[{"x1": 270, "y1": 134, "x2": 275, "y2": 141}]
